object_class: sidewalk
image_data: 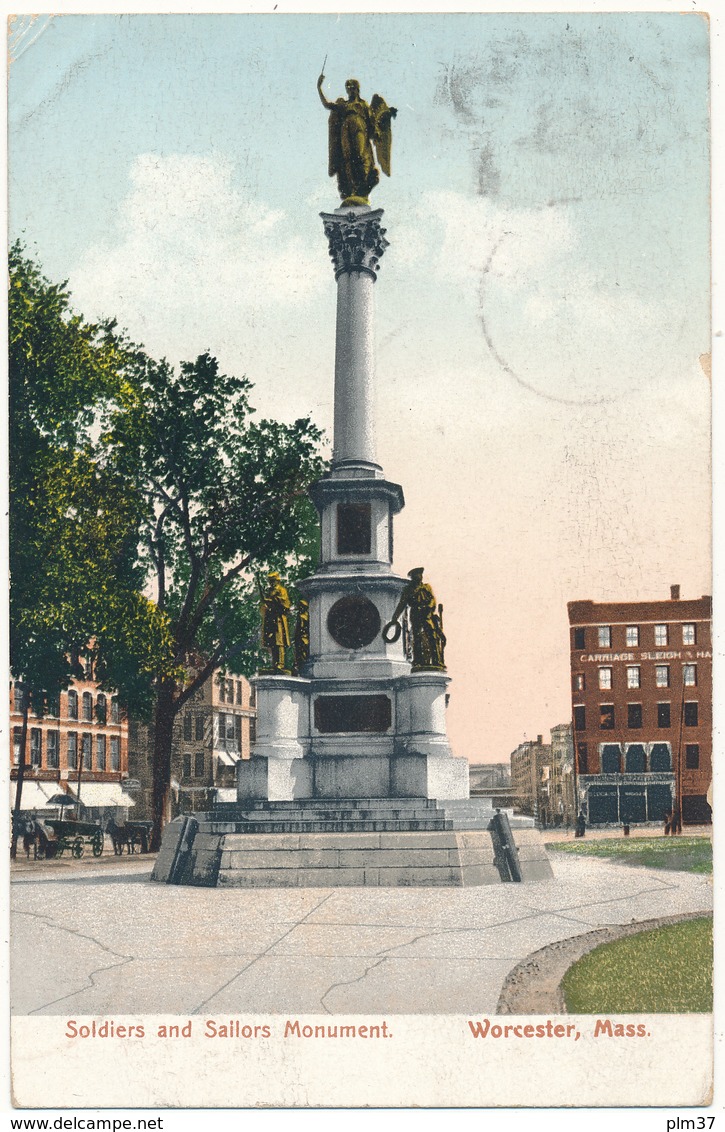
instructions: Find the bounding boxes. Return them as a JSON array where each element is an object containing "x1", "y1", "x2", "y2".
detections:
[{"x1": 10, "y1": 851, "x2": 712, "y2": 1016}]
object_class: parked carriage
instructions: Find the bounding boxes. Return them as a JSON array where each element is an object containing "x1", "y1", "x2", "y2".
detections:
[{"x1": 43, "y1": 818, "x2": 105, "y2": 859}]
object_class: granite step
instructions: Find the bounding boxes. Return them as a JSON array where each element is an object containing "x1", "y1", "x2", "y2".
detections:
[{"x1": 208, "y1": 818, "x2": 453, "y2": 834}]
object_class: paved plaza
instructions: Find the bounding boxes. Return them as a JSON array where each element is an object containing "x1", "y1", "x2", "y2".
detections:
[{"x1": 11, "y1": 851, "x2": 712, "y2": 1016}]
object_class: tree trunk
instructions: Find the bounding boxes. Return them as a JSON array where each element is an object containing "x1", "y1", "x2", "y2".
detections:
[
  {"x1": 150, "y1": 679, "x2": 178, "y2": 852},
  {"x1": 10, "y1": 689, "x2": 30, "y2": 860}
]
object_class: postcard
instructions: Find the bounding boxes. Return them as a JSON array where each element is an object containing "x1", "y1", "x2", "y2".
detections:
[{"x1": 5, "y1": 2, "x2": 716, "y2": 1120}]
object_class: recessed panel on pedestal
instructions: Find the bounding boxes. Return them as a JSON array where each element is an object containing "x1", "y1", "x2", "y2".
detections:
[
  {"x1": 337, "y1": 502, "x2": 371, "y2": 554},
  {"x1": 314, "y1": 694, "x2": 392, "y2": 733}
]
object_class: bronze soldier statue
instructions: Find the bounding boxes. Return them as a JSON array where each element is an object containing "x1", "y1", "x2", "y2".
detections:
[
  {"x1": 384, "y1": 567, "x2": 446, "y2": 670},
  {"x1": 293, "y1": 598, "x2": 310, "y2": 674},
  {"x1": 260, "y1": 571, "x2": 291, "y2": 674},
  {"x1": 317, "y1": 73, "x2": 397, "y2": 205}
]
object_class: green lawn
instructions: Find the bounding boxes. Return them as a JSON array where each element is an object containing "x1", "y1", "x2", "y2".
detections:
[
  {"x1": 561, "y1": 917, "x2": 713, "y2": 1013},
  {"x1": 546, "y1": 836, "x2": 712, "y2": 873}
]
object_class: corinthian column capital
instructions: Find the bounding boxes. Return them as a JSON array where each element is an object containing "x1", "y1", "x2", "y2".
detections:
[{"x1": 320, "y1": 208, "x2": 389, "y2": 281}]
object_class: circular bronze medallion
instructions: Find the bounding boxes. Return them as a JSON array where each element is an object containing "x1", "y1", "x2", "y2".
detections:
[{"x1": 327, "y1": 595, "x2": 381, "y2": 650}]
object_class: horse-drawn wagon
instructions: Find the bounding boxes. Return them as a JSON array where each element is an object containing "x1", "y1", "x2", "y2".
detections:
[{"x1": 44, "y1": 818, "x2": 105, "y2": 859}]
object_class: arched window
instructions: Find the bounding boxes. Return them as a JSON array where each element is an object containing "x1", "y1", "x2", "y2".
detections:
[
  {"x1": 625, "y1": 744, "x2": 646, "y2": 773},
  {"x1": 600, "y1": 744, "x2": 621, "y2": 774},
  {"x1": 650, "y1": 743, "x2": 671, "y2": 772},
  {"x1": 82, "y1": 692, "x2": 93, "y2": 722},
  {"x1": 67, "y1": 689, "x2": 78, "y2": 720},
  {"x1": 96, "y1": 693, "x2": 107, "y2": 724}
]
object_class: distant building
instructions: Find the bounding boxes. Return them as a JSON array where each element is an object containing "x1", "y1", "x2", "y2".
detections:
[
  {"x1": 10, "y1": 672, "x2": 132, "y2": 822},
  {"x1": 510, "y1": 735, "x2": 551, "y2": 817},
  {"x1": 538, "y1": 723, "x2": 576, "y2": 828},
  {"x1": 468, "y1": 762, "x2": 511, "y2": 792},
  {"x1": 127, "y1": 669, "x2": 256, "y2": 820},
  {"x1": 568, "y1": 586, "x2": 712, "y2": 826}
]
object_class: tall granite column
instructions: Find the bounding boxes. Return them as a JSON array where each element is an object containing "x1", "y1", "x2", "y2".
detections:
[{"x1": 320, "y1": 207, "x2": 389, "y2": 477}]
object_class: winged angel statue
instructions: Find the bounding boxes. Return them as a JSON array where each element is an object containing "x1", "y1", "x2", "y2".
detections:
[{"x1": 317, "y1": 73, "x2": 397, "y2": 205}]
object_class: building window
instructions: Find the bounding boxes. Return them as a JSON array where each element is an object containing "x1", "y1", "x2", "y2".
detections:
[
  {"x1": 195, "y1": 715, "x2": 204, "y2": 741},
  {"x1": 600, "y1": 744, "x2": 621, "y2": 773},
  {"x1": 226, "y1": 679, "x2": 234, "y2": 703},
  {"x1": 625, "y1": 744, "x2": 646, "y2": 773},
  {"x1": 654, "y1": 624, "x2": 668, "y2": 647},
  {"x1": 194, "y1": 751, "x2": 205, "y2": 777},
  {"x1": 599, "y1": 704, "x2": 615, "y2": 730},
  {"x1": 183, "y1": 715, "x2": 192, "y2": 741},
  {"x1": 236, "y1": 681, "x2": 242, "y2": 705},
  {"x1": 626, "y1": 626, "x2": 639, "y2": 647},
  {"x1": 218, "y1": 678, "x2": 226, "y2": 703},
  {"x1": 183, "y1": 752, "x2": 191, "y2": 777},
  {"x1": 111, "y1": 696, "x2": 121, "y2": 724},
  {"x1": 47, "y1": 692, "x2": 60, "y2": 718},
  {"x1": 655, "y1": 665, "x2": 670, "y2": 688},
  {"x1": 249, "y1": 718, "x2": 257, "y2": 746},
  {"x1": 249, "y1": 685, "x2": 256, "y2": 708},
  {"x1": 47, "y1": 730, "x2": 60, "y2": 769},
  {"x1": 30, "y1": 729, "x2": 42, "y2": 766},
  {"x1": 13, "y1": 683, "x2": 25, "y2": 712},
  {"x1": 82, "y1": 733, "x2": 93, "y2": 770},
  {"x1": 627, "y1": 703, "x2": 643, "y2": 729},
  {"x1": 110, "y1": 736, "x2": 120, "y2": 771},
  {"x1": 13, "y1": 727, "x2": 22, "y2": 764},
  {"x1": 96, "y1": 693, "x2": 107, "y2": 724},
  {"x1": 597, "y1": 626, "x2": 611, "y2": 648},
  {"x1": 650, "y1": 743, "x2": 671, "y2": 771},
  {"x1": 573, "y1": 673, "x2": 585, "y2": 692},
  {"x1": 82, "y1": 692, "x2": 93, "y2": 722},
  {"x1": 598, "y1": 667, "x2": 612, "y2": 690},
  {"x1": 96, "y1": 735, "x2": 106, "y2": 771},
  {"x1": 683, "y1": 664, "x2": 697, "y2": 686},
  {"x1": 67, "y1": 732, "x2": 78, "y2": 770},
  {"x1": 67, "y1": 689, "x2": 78, "y2": 720},
  {"x1": 685, "y1": 744, "x2": 700, "y2": 770},
  {"x1": 574, "y1": 705, "x2": 586, "y2": 732},
  {"x1": 577, "y1": 743, "x2": 588, "y2": 773},
  {"x1": 684, "y1": 701, "x2": 699, "y2": 727},
  {"x1": 626, "y1": 666, "x2": 640, "y2": 689},
  {"x1": 218, "y1": 712, "x2": 238, "y2": 747},
  {"x1": 657, "y1": 702, "x2": 671, "y2": 728},
  {"x1": 682, "y1": 623, "x2": 696, "y2": 646},
  {"x1": 573, "y1": 627, "x2": 586, "y2": 649}
]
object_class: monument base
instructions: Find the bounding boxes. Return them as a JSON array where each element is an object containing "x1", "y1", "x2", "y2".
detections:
[{"x1": 151, "y1": 807, "x2": 553, "y2": 888}]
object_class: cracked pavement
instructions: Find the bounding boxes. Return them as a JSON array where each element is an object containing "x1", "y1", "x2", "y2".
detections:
[{"x1": 11, "y1": 854, "x2": 712, "y2": 1016}]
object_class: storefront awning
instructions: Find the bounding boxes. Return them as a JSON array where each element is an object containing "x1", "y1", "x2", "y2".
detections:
[
  {"x1": 11, "y1": 781, "x2": 61, "y2": 810},
  {"x1": 72, "y1": 783, "x2": 136, "y2": 809},
  {"x1": 216, "y1": 750, "x2": 238, "y2": 767}
]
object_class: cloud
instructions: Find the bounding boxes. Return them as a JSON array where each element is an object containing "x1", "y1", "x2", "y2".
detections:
[
  {"x1": 69, "y1": 153, "x2": 327, "y2": 358},
  {"x1": 395, "y1": 189, "x2": 691, "y2": 404}
]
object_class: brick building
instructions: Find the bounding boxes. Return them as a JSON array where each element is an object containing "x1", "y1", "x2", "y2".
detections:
[
  {"x1": 568, "y1": 586, "x2": 712, "y2": 826},
  {"x1": 127, "y1": 669, "x2": 255, "y2": 820},
  {"x1": 10, "y1": 675, "x2": 132, "y2": 821}
]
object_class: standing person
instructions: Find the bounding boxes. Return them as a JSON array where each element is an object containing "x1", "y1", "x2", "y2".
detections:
[{"x1": 575, "y1": 810, "x2": 586, "y2": 838}]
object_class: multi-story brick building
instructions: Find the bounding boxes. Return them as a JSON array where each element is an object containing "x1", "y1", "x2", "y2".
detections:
[
  {"x1": 127, "y1": 669, "x2": 255, "y2": 820},
  {"x1": 568, "y1": 586, "x2": 712, "y2": 826},
  {"x1": 10, "y1": 674, "x2": 132, "y2": 821},
  {"x1": 510, "y1": 735, "x2": 551, "y2": 818}
]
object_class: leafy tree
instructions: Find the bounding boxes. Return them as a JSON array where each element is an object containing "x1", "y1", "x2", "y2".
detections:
[
  {"x1": 8, "y1": 244, "x2": 175, "y2": 854},
  {"x1": 107, "y1": 352, "x2": 326, "y2": 849}
]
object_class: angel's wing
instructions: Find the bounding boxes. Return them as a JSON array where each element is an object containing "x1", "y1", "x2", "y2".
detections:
[{"x1": 370, "y1": 94, "x2": 397, "y2": 177}]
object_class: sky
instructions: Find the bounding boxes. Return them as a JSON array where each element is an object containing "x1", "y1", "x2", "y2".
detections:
[{"x1": 7, "y1": 11, "x2": 712, "y2": 764}]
